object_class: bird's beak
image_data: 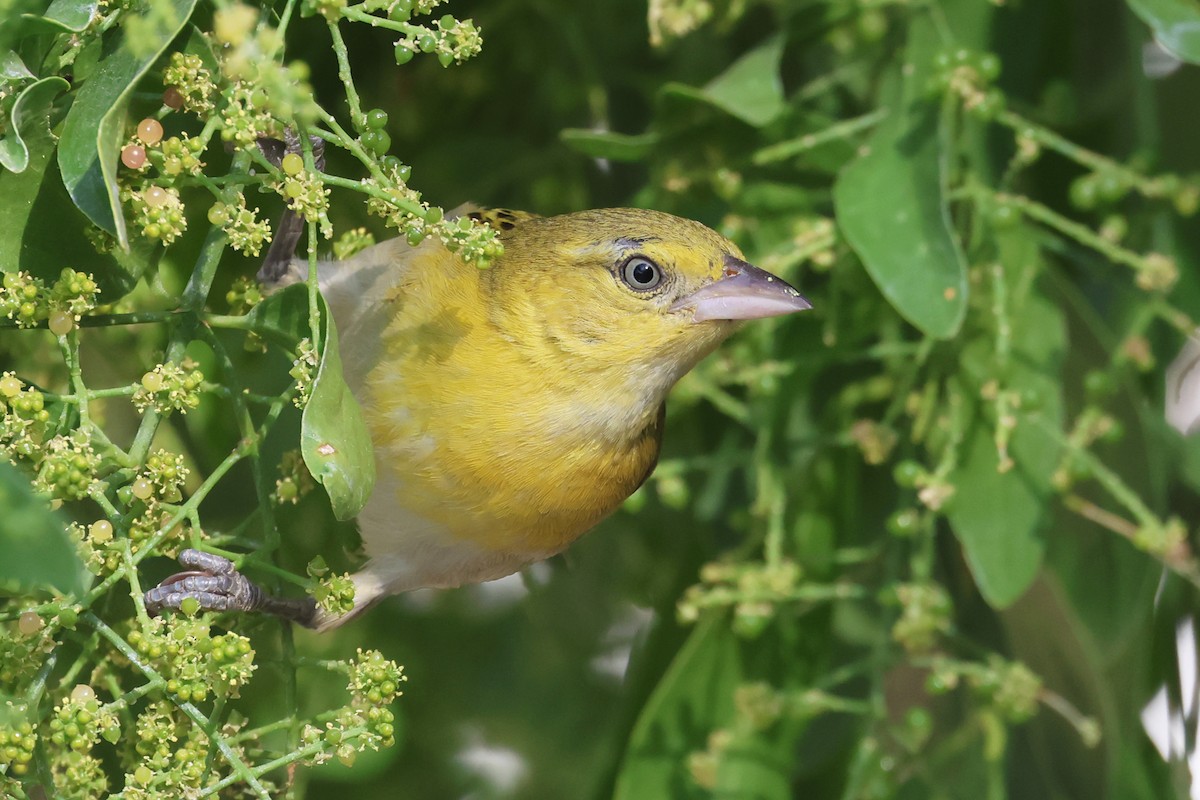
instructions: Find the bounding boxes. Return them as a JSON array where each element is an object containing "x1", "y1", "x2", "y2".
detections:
[{"x1": 671, "y1": 255, "x2": 812, "y2": 323}]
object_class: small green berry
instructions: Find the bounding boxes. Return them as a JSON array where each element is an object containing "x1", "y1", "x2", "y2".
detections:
[
  {"x1": 887, "y1": 509, "x2": 921, "y2": 538},
  {"x1": 366, "y1": 108, "x2": 389, "y2": 130},
  {"x1": 0, "y1": 375, "x2": 24, "y2": 397},
  {"x1": 141, "y1": 371, "x2": 164, "y2": 392},
  {"x1": 362, "y1": 129, "x2": 391, "y2": 155},
  {"x1": 89, "y1": 520, "x2": 114, "y2": 542},
  {"x1": 130, "y1": 478, "x2": 154, "y2": 500},
  {"x1": 893, "y1": 460, "x2": 925, "y2": 488},
  {"x1": 1069, "y1": 175, "x2": 1098, "y2": 210},
  {"x1": 281, "y1": 152, "x2": 304, "y2": 175},
  {"x1": 48, "y1": 309, "x2": 74, "y2": 336}
]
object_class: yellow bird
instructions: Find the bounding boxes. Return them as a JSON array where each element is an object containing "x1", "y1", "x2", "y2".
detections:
[{"x1": 146, "y1": 207, "x2": 810, "y2": 629}]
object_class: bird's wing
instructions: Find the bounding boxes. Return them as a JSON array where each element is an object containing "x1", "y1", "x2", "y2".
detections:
[
  {"x1": 315, "y1": 236, "x2": 428, "y2": 392},
  {"x1": 261, "y1": 205, "x2": 540, "y2": 391}
]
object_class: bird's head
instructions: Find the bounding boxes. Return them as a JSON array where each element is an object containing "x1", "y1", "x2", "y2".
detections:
[{"x1": 479, "y1": 207, "x2": 811, "y2": 407}]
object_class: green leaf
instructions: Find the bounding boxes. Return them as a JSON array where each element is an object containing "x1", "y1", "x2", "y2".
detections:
[
  {"x1": 1126, "y1": 0, "x2": 1200, "y2": 63},
  {"x1": 833, "y1": 18, "x2": 968, "y2": 339},
  {"x1": 244, "y1": 283, "x2": 310, "y2": 345},
  {"x1": 1, "y1": 50, "x2": 33, "y2": 80},
  {"x1": 0, "y1": 461, "x2": 90, "y2": 597},
  {"x1": 945, "y1": 282, "x2": 1065, "y2": 608},
  {"x1": 242, "y1": 284, "x2": 375, "y2": 519},
  {"x1": 661, "y1": 36, "x2": 786, "y2": 127},
  {"x1": 58, "y1": 0, "x2": 196, "y2": 247},
  {"x1": 22, "y1": 0, "x2": 99, "y2": 32},
  {"x1": 614, "y1": 619, "x2": 741, "y2": 799},
  {"x1": 0, "y1": 76, "x2": 67, "y2": 173},
  {"x1": 560, "y1": 129, "x2": 660, "y2": 162},
  {"x1": 301, "y1": 294, "x2": 376, "y2": 521},
  {"x1": 0, "y1": 79, "x2": 154, "y2": 302}
]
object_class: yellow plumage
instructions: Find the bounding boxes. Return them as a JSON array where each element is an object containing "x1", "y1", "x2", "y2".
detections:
[{"x1": 147, "y1": 207, "x2": 810, "y2": 629}]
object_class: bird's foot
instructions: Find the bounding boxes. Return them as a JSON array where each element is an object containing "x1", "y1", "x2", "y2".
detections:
[{"x1": 145, "y1": 549, "x2": 317, "y2": 627}]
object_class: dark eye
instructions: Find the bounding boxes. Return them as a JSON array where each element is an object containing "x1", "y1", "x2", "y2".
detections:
[{"x1": 620, "y1": 256, "x2": 663, "y2": 292}]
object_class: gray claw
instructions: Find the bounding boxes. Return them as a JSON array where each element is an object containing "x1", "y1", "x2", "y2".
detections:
[{"x1": 144, "y1": 549, "x2": 318, "y2": 627}]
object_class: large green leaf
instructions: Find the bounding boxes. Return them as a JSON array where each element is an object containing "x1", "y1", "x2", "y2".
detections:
[
  {"x1": 0, "y1": 50, "x2": 33, "y2": 81},
  {"x1": 0, "y1": 76, "x2": 67, "y2": 174},
  {"x1": 244, "y1": 283, "x2": 310, "y2": 346},
  {"x1": 945, "y1": 265, "x2": 1065, "y2": 607},
  {"x1": 22, "y1": 0, "x2": 98, "y2": 32},
  {"x1": 615, "y1": 620, "x2": 741, "y2": 799},
  {"x1": 660, "y1": 36, "x2": 785, "y2": 127},
  {"x1": 58, "y1": 0, "x2": 196, "y2": 247},
  {"x1": 243, "y1": 283, "x2": 376, "y2": 519},
  {"x1": 1126, "y1": 0, "x2": 1200, "y2": 63},
  {"x1": 303, "y1": 295, "x2": 375, "y2": 521},
  {"x1": 0, "y1": 76, "x2": 153, "y2": 301},
  {"x1": 613, "y1": 617, "x2": 799, "y2": 798},
  {"x1": 0, "y1": 460, "x2": 90, "y2": 597},
  {"x1": 833, "y1": 17, "x2": 968, "y2": 339}
]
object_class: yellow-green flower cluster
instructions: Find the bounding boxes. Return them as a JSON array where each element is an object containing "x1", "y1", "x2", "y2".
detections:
[
  {"x1": 157, "y1": 135, "x2": 206, "y2": 177},
  {"x1": 51, "y1": 751, "x2": 108, "y2": 799},
  {"x1": 647, "y1": 0, "x2": 713, "y2": 47},
  {"x1": 276, "y1": 168, "x2": 332, "y2": 239},
  {"x1": 219, "y1": 82, "x2": 276, "y2": 149},
  {"x1": 122, "y1": 700, "x2": 270, "y2": 797},
  {"x1": 365, "y1": 181, "x2": 500, "y2": 267},
  {"x1": 35, "y1": 430, "x2": 101, "y2": 501},
  {"x1": 392, "y1": 14, "x2": 483, "y2": 67},
  {"x1": 48, "y1": 686, "x2": 120, "y2": 753},
  {"x1": 0, "y1": 721, "x2": 37, "y2": 777},
  {"x1": 142, "y1": 449, "x2": 189, "y2": 503},
  {"x1": 272, "y1": 448, "x2": 314, "y2": 505},
  {"x1": 890, "y1": 582, "x2": 954, "y2": 655},
  {"x1": 677, "y1": 559, "x2": 802, "y2": 639},
  {"x1": 208, "y1": 193, "x2": 273, "y2": 257},
  {"x1": 127, "y1": 616, "x2": 256, "y2": 704},
  {"x1": 0, "y1": 268, "x2": 97, "y2": 336},
  {"x1": 124, "y1": 184, "x2": 188, "y2": 244},
  {"x1": 314, "y1": 573, "x2": 356, "y2": 616},
  {"x1": 1, "y1": 373, "x2": 50, "y2": 463},
  {"x1": 116, "y1": 449, "x2": 192, "y2": 555},
  {"x1": 290, "y1": 339, "x2": 318, "y2": 408},
  {"x1": 131, "y1": 360, "x2": 204, "y2": 415},
  {"x1": 0, "y1": 271, "x2": 46, "y2": 328},
  {"x1": 300, "y1": 649, "x2": 404, "y2": 766},
  {"x1": 72, "y1": 519, "x2": 120, "y2": 576},
  {"x1": 332, "y1": 227, "x2": 376, "y2": 260},
  {"x1": 162, "y1": 52, "x2": 215, "y2": 114}
]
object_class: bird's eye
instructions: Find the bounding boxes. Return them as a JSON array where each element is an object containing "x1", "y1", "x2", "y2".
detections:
[{"x1": 620, "y1": 256, "x2": 663, "y2": 292}]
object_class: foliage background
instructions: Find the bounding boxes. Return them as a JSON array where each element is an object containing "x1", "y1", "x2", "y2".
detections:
[{"x1": 4, "y1": 0, "x2": 1200, "y2": 798}]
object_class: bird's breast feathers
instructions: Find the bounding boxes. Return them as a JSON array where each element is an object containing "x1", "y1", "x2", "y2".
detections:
[{"x1": 326, "y1": 234, "x2": 664, "y2": 585}]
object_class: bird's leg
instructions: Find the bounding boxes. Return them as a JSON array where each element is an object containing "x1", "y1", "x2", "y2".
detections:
[
  {"x1": 256, "y1": 131, "x2": 326, "y2": 284},
  {"x1": 144, "y1": 549, "x2": 318, "y2": 628}
]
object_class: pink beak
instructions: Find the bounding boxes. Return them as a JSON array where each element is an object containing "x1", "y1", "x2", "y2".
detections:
[{"x1": 671, "y1": 255, "x2": 812, "y2": 322}]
